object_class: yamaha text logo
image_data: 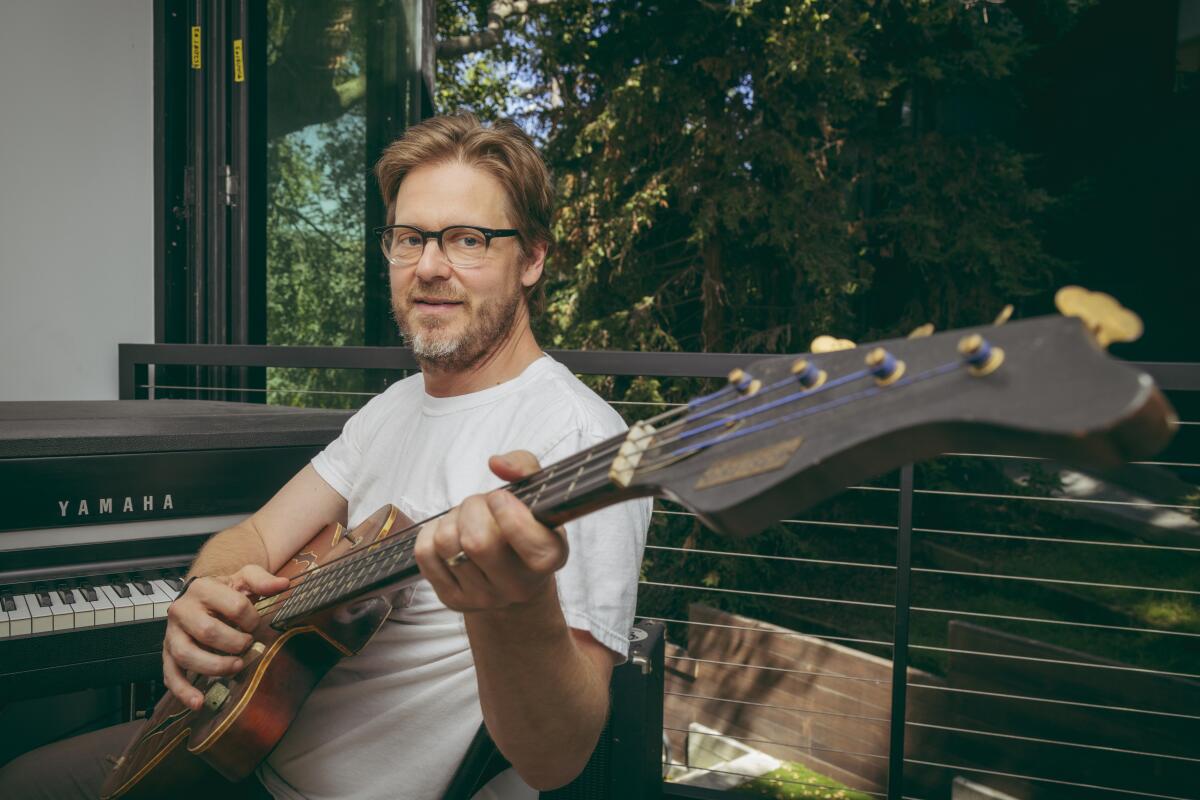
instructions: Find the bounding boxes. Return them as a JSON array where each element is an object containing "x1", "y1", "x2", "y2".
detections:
[{"x1": 57, "y1": 495, "x2": 176, "y2": 517}]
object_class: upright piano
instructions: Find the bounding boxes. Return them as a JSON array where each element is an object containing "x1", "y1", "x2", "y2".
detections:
[{"x1": 0, "y1": 400, "x2": 351, "y2": 705}]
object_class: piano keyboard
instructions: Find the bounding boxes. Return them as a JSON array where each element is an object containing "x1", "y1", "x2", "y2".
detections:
[{"x1": 0, "y1": 572, "x2": 185, "y2": 639}]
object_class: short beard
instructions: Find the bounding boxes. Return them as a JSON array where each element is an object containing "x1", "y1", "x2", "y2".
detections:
[{"x1": 394, "y1": 281, "x2": 525, "y2": 373}]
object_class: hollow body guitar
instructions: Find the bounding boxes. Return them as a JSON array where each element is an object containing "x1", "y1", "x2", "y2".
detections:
[
  {"x1": 102, "y1": 504, "x2": 413, "y2": 798},
  {"x1": 102, "y1": 306, "x2": 1178, "y2": 798}
]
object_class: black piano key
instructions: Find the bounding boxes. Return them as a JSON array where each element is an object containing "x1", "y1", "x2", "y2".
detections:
[
  {"x1": 0, "y1": 593, "x2": 15, "y2": 612},
  {"x1": 79, "y1": 585, "x2": 99, "y2": 603},
  {"x1": 107, "y1": 578, "x2": 132, "y2": 599},
  {"x1": 163, "y1": 576, "x2": 183, "y2": 592},
  {"x1": 35, "y1": 589, "x2": 52, "y2": 607},
  {"x1": 132, "y1": 579, "x2": 154, "y2": 596},
  {"x1": 56, "y1": 588, "x2": 77, "y2": 605}
]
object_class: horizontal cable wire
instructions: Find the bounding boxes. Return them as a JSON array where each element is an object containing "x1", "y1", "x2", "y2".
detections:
[
  {"x1": 638, "y1": 615, "x2": 894, "y2": 648},
  {"x1": 140, "y1": 383, "x2": 376, "y2": 397},
  {"x1": 665, "y1": 763, "x2": 887, "y2": 798},
  {"x1": 914, "y1": 525, "x2": 1200, "y2": 554},
  {"x1": 902, "y1": 758, "x2": 1198, "y2": 800},
  {"x1": 1174, "y1": 420, "x2": 1199, "y2": 426},
  {"x1": 906, "y1": 644, "x2": 1200, "y2": 680},
  {"x1": 938, "y1": 451, "x2": 1200, "y2": 468},
  {"x1": 911, "y1": 487, "x2": 1200, "y2": 511},
  {"x1": 607, "y1": 399, "x2": 686, "y2": 407},
  {"x1": 662, "y1": 724, "x2": 888, "y2": 761},
  {"x1": 665, "y1": 692, "x2": 889, "y2": 725},
  {"x1": 639, "y1": 579, "x2": 894, "y2": 609},
  {"x1": 908, "y1": 604, "x2": 1200, "y2": 638},
  {"x1": 906, "y1": 682, "x2": 1200, "y2": 721},
  {"x1": 653, "y1": 508, "x2": 899, "y2": 531},
  {"x1": 910, "y1": 565, "x2": 1200, "y2": 597},
  {"x1": 904, "y1": 720, "x2": 1200, "y2": 763},
  {"x1": 671, "y1": 655, "x2": 889, "y2": 684},
  {"x1": 645, "y1": 543, "x2": 895, "y2": 571}
]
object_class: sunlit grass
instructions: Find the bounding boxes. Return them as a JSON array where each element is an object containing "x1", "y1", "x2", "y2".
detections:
[{"x1": 733, "y1": 761, "x2": 875, "y2": 800}]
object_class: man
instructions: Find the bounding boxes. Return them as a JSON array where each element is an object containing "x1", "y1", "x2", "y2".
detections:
[{"x1": 0, "y1": 114, "x2": 650, "y2": 799}]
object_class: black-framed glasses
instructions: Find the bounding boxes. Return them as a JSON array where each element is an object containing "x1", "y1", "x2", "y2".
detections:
[{"x1": 373, "y1": 224, "x2": 519, "y2": 269}]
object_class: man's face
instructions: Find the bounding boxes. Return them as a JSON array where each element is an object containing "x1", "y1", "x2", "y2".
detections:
[{"x1": 388, "y1": 161, "x2": 541, "y2": 371}]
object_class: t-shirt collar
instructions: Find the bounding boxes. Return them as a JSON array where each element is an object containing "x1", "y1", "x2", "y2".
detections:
[{"x1": 419, "y1": 354, "x2": 554, "y2": 416}]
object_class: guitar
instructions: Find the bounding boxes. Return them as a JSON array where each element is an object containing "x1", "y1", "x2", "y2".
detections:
[{"x1": 101, "y1": 296, "x2": 1177, "y2": 798}]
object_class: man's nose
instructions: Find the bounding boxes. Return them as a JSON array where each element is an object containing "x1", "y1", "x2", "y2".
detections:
[{"x1": 413, "y1": 238, "x2": 452, "y2": 281}]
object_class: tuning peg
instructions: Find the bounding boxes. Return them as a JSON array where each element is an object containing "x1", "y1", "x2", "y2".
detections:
[
  {"x1": 865, "y1": 348, "x2": 905, "y2": 386},
  {"x1": 811, "y1": 335, "x2": 856, "y2": 353},
  {"x1": 907, "y1": 323, "x2": 935, "y2": 339},
  {"x1": 790, "y1": 359, "x2": 827, "y2": 389},
  {"x1": 1055, "y1": 286, "x2": 1142, "y2": 348},
  {"x1": 958, "y1": 333, "x2": 1005, "y2": 376},
  {"x1": 993, "y1": 304, "x2": 1013, "y2": 326},
  {"x1": 727, "y1": 368, "x2": 762, "y2": 396}
]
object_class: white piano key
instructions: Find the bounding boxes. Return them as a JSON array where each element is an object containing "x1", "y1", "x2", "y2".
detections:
[
  {"x1": 84, "y1": 588, "x2": 116, "y2": 626},
  {"x1": 126, "y1": 584, "x2": 156, "y2": 621},
  {"x1": 98, "y1": 584, "x2": 135, "y2": 623},
  {"x1": 149, "y1": 579, "x2": 179, "y2": 618},
  {"x1": 0, "y1": 603, "x2": 8, "y2": 638},
  {"x1": 24, "y1": 593, "x2": 53, "y2": 634},
  {"x1": 145, "y1": 581, "x2": 174, "y2": 618},
  {"x1": 67, "y1": 593, "x2": 95, "y2": 628},
  {"x1": 8, "y1": 594, "x2": 31, "y2": 637},
  {"x1": 47, "y1": 593, "x2": 75, "y2": 631}
]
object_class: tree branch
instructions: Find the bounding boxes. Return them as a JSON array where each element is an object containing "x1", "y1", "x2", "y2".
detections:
[{"x1": 436, "y1": 0, "x2": 557, "y2": 59}]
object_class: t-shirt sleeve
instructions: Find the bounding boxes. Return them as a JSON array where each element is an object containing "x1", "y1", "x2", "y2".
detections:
[
  {"x1": 311, "y1": 401, "x2": 373, "y2": 501},
  {"x1": 536, "y1": 429, "x2": 652, "y2": 662}
]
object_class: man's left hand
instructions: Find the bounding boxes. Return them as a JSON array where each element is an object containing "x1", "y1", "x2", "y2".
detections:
[{"x1": 414, "y1": 450, "x2": 567, "y2": 611}]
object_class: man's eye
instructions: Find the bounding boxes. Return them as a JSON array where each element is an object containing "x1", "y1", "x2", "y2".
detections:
[
  {"x1": 459, "y1": 236, "x2": 482, "y2": 248},
  {"x1": 399, "y1": 235, "x2": 423, "y2": 247}
]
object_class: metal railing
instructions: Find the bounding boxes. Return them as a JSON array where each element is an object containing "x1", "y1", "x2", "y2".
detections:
[{"x1": 118, "y1": 343, "x2": 1200, "y2": 800}]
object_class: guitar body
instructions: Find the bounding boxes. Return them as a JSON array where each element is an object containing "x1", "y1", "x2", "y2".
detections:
[{"x1": 101, "y1": 505, "x2": 411, "y2": 799}]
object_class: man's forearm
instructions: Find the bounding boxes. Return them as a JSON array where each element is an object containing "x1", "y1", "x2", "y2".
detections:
[
  {"x1": 463, "y1": 582, "x2": 610, "y2": 791},
  {"x1": 188, "y1": 519, "x2": 273, "y2": 578}
]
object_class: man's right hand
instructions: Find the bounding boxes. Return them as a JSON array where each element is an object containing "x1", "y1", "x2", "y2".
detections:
[{"x1": 162, "y1": 565, "x2": 291, "y2": 710}]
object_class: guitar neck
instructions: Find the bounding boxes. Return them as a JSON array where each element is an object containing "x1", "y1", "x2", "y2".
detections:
[{"x1": 271, "y1": 429, "x2": 648, "y2": 628}]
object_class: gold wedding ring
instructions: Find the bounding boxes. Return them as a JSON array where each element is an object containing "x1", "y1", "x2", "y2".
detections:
[{"x1": 445, "y1": 550, "x2": 470, "y2": 568}]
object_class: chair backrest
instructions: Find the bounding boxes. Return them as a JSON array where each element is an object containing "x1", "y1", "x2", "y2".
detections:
[{"x1": 442, "y1": 620, "x2": 666, "y2": 800}]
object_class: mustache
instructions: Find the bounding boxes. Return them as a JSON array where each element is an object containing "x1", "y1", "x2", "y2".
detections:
[{"x1": 406, "y1": 283, "x2": 468, "y2": 305}]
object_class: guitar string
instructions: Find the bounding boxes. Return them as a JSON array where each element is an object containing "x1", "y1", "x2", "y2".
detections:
[
  {"x1": 253, "y1": 354, "x2": 966, "y2": 621},
  {"x1": 252, "y1": 360, "x2": 860, "y2": 619},
  {"x1": 248, "y1": 371, "x2": 794, "y2": 617},
  {"x1": 263, "y1": 355, "x2": 968, "y2": 621},
  {"x1": 261, "y1": 357, "x2": 964, "y2": 622}
]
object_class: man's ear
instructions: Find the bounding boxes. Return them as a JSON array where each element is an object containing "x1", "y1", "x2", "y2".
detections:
[{"x1": 520, "y1": 241, "x2": 547, "y2": 288}]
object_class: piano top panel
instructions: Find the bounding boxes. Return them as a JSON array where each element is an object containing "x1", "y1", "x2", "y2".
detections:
[{"x1": 0, "y1": 400, "x2": 354, "y2": 457}]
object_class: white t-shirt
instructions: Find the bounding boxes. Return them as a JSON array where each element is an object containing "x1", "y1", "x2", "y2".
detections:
[{"x1": 258, "y1": 355, "x2": 651, "y2": 800}]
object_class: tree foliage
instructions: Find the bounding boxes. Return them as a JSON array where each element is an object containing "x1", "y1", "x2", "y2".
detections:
[{"x1": 509, "y1": 1, "x2": 1069, "y2": 356}]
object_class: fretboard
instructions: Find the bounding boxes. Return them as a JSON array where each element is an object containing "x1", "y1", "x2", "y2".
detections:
[{"x1": 270, "y1": 429, "x2": 636, "y2": 628}]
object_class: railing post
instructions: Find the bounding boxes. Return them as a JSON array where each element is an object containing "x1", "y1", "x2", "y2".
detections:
[
  {"x1": 887, "y1": 464, "x2": 914, "y2": 800},
  {"x1": 118, "y1": 345, "x2": 148, "y2": 400}
]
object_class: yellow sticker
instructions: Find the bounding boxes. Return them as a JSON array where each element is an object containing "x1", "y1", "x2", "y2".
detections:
[
  {"x1": 190, "y1": 26, "x2": 201, "y2": 69},
  {"x1": 233, "y1": 39, "x2": 245, "y2": 82}
]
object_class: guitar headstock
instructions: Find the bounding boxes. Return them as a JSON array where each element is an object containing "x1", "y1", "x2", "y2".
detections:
[{"x1": 616, "y1": 304, "x2": 1176, "y2": 538}]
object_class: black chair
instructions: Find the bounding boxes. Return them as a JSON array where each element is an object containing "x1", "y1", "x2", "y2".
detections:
[{"x1": 443, "y1": 620, "x2": 665, "y2": 800}]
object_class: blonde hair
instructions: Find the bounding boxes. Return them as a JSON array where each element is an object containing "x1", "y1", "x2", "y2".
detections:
[{"x1": 374, "y1": 114, "x2": 554, "y2": 310}]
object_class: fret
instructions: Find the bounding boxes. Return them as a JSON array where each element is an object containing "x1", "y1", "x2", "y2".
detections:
[
  {"x1": 565, "y1": 464, "x2": 585, "y2": 499},
  {"x1": 530, "y1": 471, "x2": 550, "y2": 507}
]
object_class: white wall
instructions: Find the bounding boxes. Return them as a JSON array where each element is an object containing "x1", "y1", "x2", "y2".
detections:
[{"x1": 0, "y1": 1, "x2": 154, "y2": 401}]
